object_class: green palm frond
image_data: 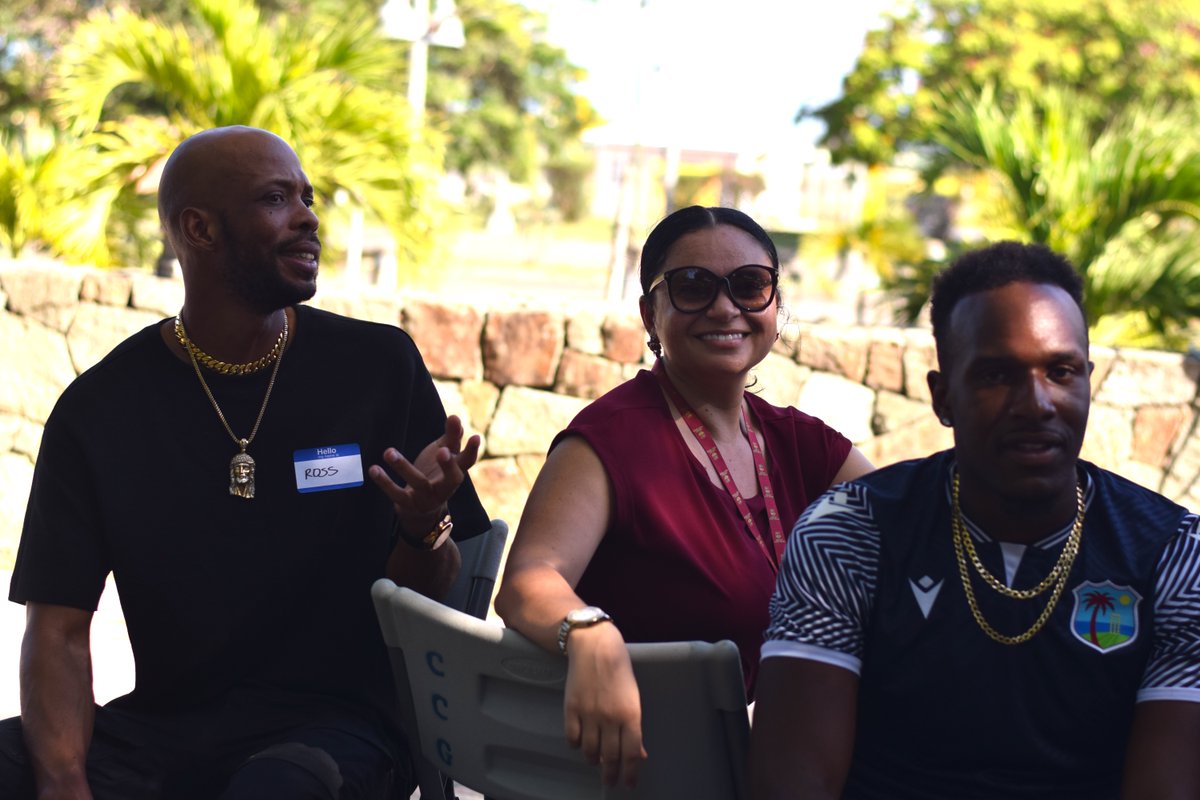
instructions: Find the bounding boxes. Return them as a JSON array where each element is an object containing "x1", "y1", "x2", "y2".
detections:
[
  {"x1": 927, "y1": 83, "x2": 1200, "y2": 348},
  {"x1": 1087, "y1": 215, "x2": 1200, "y2": 347},
  {"x1": 0, "y1": 130, "x2": 44, "y2": 256},
  {"x1": 0, "y1": 122, "x2": 101, "y2": 260},
  {"x1": 46, "y1": 0, "x2": 435, "y2": 271},
  {"x1": 55, "y1": 7, "x2": 206, "y2": 135},
  {"x1": 27, "y1": 118, "x2": 178, "y2": 265}
]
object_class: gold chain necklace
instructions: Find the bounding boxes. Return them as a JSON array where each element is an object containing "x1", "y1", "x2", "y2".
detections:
[
  {"x1": 951, "y1": 471, "x2": 1085, "y2": 645},
  {"x1": 179, "y1": 314, "x2": 288, "y2": 499},
  {"x1": 174, "y1": 316, "x2": 286, "y2": 375}
]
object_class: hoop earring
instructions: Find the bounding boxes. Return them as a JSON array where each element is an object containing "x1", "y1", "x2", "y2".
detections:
[{"x1": 647, "y1": 336, "x2": 662, "y2": 358}]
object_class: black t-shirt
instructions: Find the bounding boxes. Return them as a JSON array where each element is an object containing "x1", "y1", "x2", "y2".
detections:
[{"x1": 11, "y1": 305, "x2": 488, "y2": 733}]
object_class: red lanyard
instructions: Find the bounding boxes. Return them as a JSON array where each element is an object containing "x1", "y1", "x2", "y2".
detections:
[{"x1": 653, "y1": 364, "x2": 787, "y2": 572}]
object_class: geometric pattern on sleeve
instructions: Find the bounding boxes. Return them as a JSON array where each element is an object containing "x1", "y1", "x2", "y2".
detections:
[
  {"x1": 765, "y1": 483, "x2": 881, "y2": 662},
  {"x1": 1140, "y1": 513, "x2": 1200, "y2": 702}
]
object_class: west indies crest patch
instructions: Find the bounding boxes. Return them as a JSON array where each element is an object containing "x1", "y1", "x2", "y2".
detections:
[{"x1": 1070, "y1": 580, "x2": 1141, "y2": 653}]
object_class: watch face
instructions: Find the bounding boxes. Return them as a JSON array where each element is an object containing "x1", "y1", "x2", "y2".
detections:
[
  {"x1": 420, "y1": 515, "x2": 453, "y2": 551},
  {"x1": 567, "y1": 606, "x2": 605, "y2": 625},
  {"x1": 426, "y1": 521, "x2": 453, "y2": 550}
]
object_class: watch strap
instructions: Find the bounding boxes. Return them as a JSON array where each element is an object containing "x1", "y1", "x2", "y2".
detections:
[
  {"x1": 557, "y1": 607, "x2": 613, "y2": 656},
  {"x1": 397, "y1": 513, "x2": 453, "y2": 551},
  {"x1": 556, "y1": 618, "x2": 572, "y2": 656}
]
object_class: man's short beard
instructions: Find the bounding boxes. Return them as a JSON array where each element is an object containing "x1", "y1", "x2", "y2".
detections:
[
  {"x1": 219, "y1": 214, "x2": 317, "y2": 313},
  {"x1": 227, "y1": 262, "x2": 316, "y2": 314}
]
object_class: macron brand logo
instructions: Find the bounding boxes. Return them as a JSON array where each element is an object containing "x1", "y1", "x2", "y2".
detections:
[{"x1": 909, "y1": 575, "x2": 943, "y2": 619}]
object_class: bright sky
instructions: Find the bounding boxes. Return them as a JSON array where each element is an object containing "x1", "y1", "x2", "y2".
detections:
[{"x1": 537, "y1": 0, "x2": 903, "y2": 153}]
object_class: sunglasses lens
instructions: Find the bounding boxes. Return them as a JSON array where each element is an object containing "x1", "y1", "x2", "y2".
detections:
[
  {"x1": 729, "y1": 266, "x2": 776, "y2": 311},
  {"x1": 668, "y1": 269, "x2": 719, "y2": 311}
]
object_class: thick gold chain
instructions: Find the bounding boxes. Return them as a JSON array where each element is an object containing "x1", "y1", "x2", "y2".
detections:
[
  {"x1": 184, "y1": 313, "x2": 287, "y2": 452},
  {"x1": 954, "y1": 477, "x2": 1084, "y2": 599},
  {"x1": 175, "y1": 316, "x2": 286, "y2": 375},
  {"x1": 951, "y1": 472, "x2": 1085, "y2": 645}
]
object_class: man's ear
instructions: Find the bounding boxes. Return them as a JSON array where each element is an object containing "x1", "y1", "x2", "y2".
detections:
[
  {"x1": 928, "y1": 369, "x2": 950, "y2": 426},
  {"x1": 179, "y1": 207, "x2": 217, "y2": 251}
]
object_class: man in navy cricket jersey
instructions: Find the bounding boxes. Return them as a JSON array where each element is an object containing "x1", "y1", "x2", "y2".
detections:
[{"x1": 750, "y1": 241, "x2": 1200, "y2": 799}]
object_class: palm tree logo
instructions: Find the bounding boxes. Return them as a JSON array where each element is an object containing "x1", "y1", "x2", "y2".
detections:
[
  {"x1": 1071, "y1": 581, "x2": 1142, "y2": 653},
  {"x1": 1082, "y1": 591, "x2": 1115, "y2": 646}
]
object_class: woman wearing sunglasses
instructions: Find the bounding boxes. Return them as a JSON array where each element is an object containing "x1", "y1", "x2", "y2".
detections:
[{"x1": 495, "y1": 205, "x2": 873, "y2": 788}]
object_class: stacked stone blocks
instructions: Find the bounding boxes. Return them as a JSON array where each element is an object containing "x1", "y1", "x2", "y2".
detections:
[{"x1": 3, "y1": 262, "x2": 1199, "y2": 569}]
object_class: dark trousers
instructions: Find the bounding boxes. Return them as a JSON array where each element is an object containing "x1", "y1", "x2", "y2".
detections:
[{"x1": 0, "y1": 701, "x2": 411, "y2": 800}]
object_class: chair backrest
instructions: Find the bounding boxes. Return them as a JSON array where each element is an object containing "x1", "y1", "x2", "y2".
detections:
[
  {"x1": 443, "y1": 518, "x2": 509, "y2": 620},
  {"x1": 372, "y1": 579, "x2": 750, "y2": 800}
]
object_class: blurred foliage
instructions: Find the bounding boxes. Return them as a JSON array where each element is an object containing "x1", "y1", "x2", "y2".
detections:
[
  {"x1": 807, "y1": 0, "x2": 1200, "y2": 166},
  {"x1": 672, "y1": 165, "x2": 765, "y2": 210},
  {"x1": 803, "y1": 166, "x2": 928, "y2": 282},
  {"x1": 0, "y1": 0, "x2": 597, "y2": 268},
  {"x1": 426, "y1": 0, "x2": 600, "y2": 184},
  {"x1": 0, "y1": 122, "x2": 55, "y2": 258},
  {"x1": 542, "y1": 142, "x2": 595, "y2": 222},
  {"x1": 897, "y1": 85, "x2": 1200, "y2": 349},
  {"x1": 799, "y1": 165, "x2": 932, "y2": 322},
  {"x1": 31, "y1": 0, "x2": 439, "y2": 269},
  {"x1": 806, "y1": 0, "x2": 1200, "y2": 349}
]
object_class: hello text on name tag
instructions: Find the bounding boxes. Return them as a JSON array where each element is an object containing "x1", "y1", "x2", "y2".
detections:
[{"x1": 294, "y1": 443, "x2": 364, "y2": 493}]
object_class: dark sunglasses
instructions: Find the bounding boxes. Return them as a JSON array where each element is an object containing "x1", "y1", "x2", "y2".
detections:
[{"x1": 647, "y1": 264, "x2": 779, "y2": 313}]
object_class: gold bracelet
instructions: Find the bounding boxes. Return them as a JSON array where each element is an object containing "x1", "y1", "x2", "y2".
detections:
[{"x1": 397, "y1": 513, "x2": 453, "y2": 551}]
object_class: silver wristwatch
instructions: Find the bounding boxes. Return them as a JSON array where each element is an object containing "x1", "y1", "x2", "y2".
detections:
[{"x1": 557, "y1": 606, "x2": 613, "y2": 656}]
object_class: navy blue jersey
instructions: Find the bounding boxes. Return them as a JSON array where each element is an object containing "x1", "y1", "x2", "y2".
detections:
[{"x1": 764, "y1": 450, "x2": 1200, "y2": 799}]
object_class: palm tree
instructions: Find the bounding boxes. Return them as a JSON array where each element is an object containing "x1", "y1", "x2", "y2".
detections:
[
  {"x1": 45, "y1": 0, "x2": 441, "y2": 271},
  {"x1": 1081, "y1": 590, "x2": 1117, "y2": 647},
  {"x1": 919, "y1": 84, "x2": 1200, "y2": 349}
]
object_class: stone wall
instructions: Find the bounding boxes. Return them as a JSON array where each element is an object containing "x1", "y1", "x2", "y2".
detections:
[{"x1": 4, "y1": 262, "x2": 1200, "y2": 568}]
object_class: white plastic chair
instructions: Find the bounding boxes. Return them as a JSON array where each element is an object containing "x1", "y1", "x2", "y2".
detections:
[
  {"x1": 444, "y1": 518, "x2": 509, "y2": 621},
  {"x1": 372, "y1": 580, "x2": 750, "y2": 800}
]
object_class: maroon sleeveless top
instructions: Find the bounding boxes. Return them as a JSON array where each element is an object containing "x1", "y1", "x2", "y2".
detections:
[{"x1": 560, "y1": 369, "x2": 852, "y2": 697}]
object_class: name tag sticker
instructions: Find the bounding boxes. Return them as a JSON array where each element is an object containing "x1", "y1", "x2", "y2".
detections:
[{"x1": 294, "y1": 443, "x2": 364, "y2": 493}]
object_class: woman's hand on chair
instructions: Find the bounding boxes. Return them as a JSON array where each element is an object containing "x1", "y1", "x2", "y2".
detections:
[{"x1": 563, "y1": 622, "x2": 648, "y2": 789}]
